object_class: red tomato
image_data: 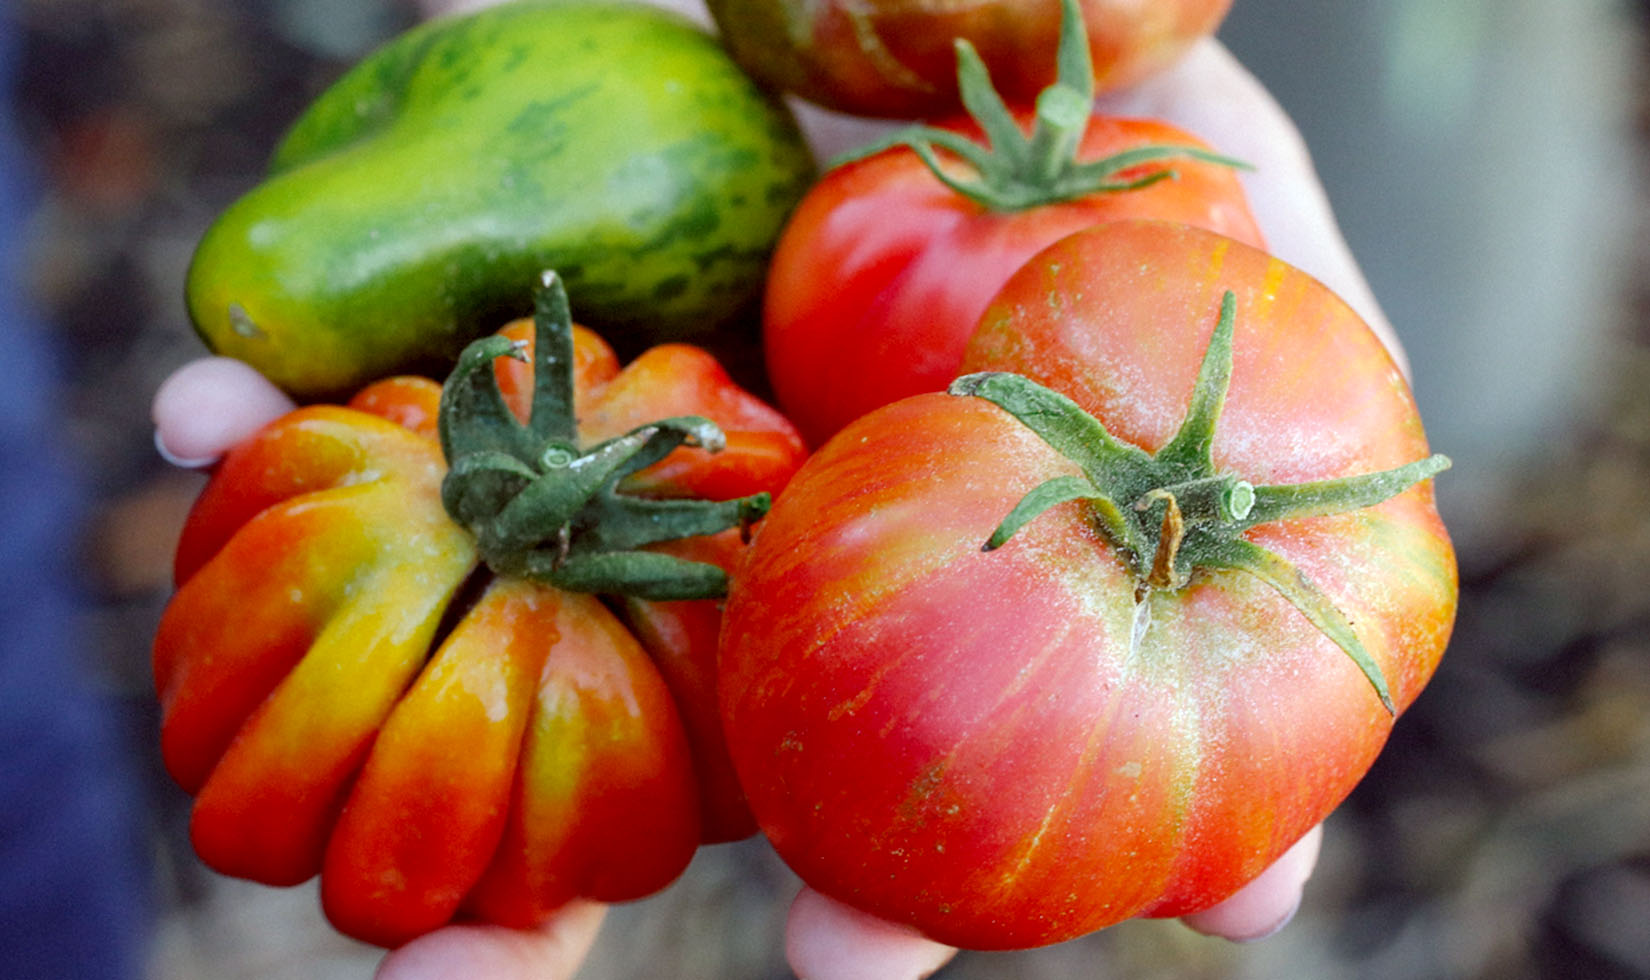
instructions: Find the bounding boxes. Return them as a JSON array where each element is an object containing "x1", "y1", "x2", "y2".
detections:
[
  {"x1": 706, "y1": 0, "x2": 1231, "y2": 118},
  {"x1": 720, "y1": 222, "x2": 1456, "y2": 949},
  {"x1": 763, "y1": 114, "x2": 1263, "y2": 447}
]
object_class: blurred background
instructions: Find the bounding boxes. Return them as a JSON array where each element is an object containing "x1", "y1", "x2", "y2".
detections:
[{"x1": 2, "y1": 0, "x2": 1646, "y2": 977}]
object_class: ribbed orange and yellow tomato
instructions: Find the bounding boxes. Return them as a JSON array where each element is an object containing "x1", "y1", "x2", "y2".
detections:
[{"x1": 155, "y1": 319, "x2": 804, "y2": 947}]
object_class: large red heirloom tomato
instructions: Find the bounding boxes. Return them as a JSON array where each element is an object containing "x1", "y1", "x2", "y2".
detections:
[{"x1": 719, "y1": 222, "x2": 1457, "y2": 949}]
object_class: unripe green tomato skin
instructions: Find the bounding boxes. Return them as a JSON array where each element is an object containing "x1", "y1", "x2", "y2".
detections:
[{"x1": 187, "y1": 0, "x2": 815, "y2": 398}]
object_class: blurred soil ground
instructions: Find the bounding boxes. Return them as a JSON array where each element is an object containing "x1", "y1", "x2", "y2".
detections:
[{"x1": 11, "y1": 0, "x2": 1650, "y2": 977}]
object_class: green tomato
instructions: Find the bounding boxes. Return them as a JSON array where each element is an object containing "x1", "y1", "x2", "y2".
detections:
[{"x1": 187, "y1": 0, "x2": 815, "y2": 398}]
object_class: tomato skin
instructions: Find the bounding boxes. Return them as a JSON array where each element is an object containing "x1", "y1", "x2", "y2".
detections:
[
  {"x1": 707, "y1": 0, "x2": 1231, "y2": 118},
  {"x1": 187, "y1": 0, "x2": 814, "y2": 398},
  {"x1": 493, "y1": 319, "x2": 807, "y2": 503},
  {"x1": 621, "y1": 532, "x2": 762, "y2": 843},
  {"x1": 763, "y1": 115, "x2": 1264, "y2": 447},
  {"x1": 721, "y1": 222, "x2": 1455, "y2": 949},
  {"x1": 449, "y1": 587, "x2": 701, "y2": 927},
  {"x1": 320, "y1": 579, "x2": 700, "y2": 943},
  {"x1": 155, "y1": 321, "x2": 805, "y2": 947}
]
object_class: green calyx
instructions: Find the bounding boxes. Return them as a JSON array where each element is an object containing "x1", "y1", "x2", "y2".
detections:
[
  {"x1": 437, "y1": 271, "x2": 768, "y2": 601},
  {"x1": 950, "y1": 292, "x2": 1451, "y2": 714},
  {"x1": 833, "y1": 0, "x2": 1247, "y2": 211}
]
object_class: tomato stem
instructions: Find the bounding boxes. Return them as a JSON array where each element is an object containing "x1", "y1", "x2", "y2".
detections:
[
  {"x1": 829, "y1": 0, "x2": 1248, "y2": 212},
  {"x1": 951, "y1": 291, "x2": 1450, "y2": 715},
  {"x1": 436, "y1": 270, "x2": 769, "y2": 600},
  {"x1": 1139, "y1": 490, "x2": 1185, "y2": 595}
]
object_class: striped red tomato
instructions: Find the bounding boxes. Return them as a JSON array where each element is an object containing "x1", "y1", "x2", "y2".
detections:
[{"x1": 720, "y1": 222, "x2": 1456, "y2": 949}]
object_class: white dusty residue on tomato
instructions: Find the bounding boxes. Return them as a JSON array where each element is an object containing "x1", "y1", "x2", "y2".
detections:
[{"x1": 1211, "y1": 399, "x2": 1368, "y2": 485}]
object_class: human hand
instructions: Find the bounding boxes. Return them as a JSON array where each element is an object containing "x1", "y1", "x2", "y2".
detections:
[
  {"x1": 152, "y1": 356, "x2": 1322, "y2": 980},
  {"x1": 154, "y1": 14, "x2": 1389, "y2": 980}
]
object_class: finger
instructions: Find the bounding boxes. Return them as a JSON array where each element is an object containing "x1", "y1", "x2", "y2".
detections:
[
  {"x1": 1094, "y1": 39, "x2": 1402, "y2": 372},
  {"x1": 151, "y1": 357, "x2": 295, "y2": 468},
  {"x1": 374, "y1": 901, "x2": 606, "y2": 980},
  {"x1": 786, "y1": 886, "x2": 956, "y2": 980},
  {"x1": 1179, "y1": 824, "x2": 1322, "y2": 942}
]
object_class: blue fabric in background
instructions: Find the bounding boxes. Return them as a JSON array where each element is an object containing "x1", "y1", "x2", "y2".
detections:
[{"x1": 0, "y1": 4, "x2": 151, "y2": 978}]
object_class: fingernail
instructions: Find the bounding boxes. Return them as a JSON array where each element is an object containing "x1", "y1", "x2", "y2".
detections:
[{"x1": 154, "y1": 430, "x2": 219, "y2": 469}]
